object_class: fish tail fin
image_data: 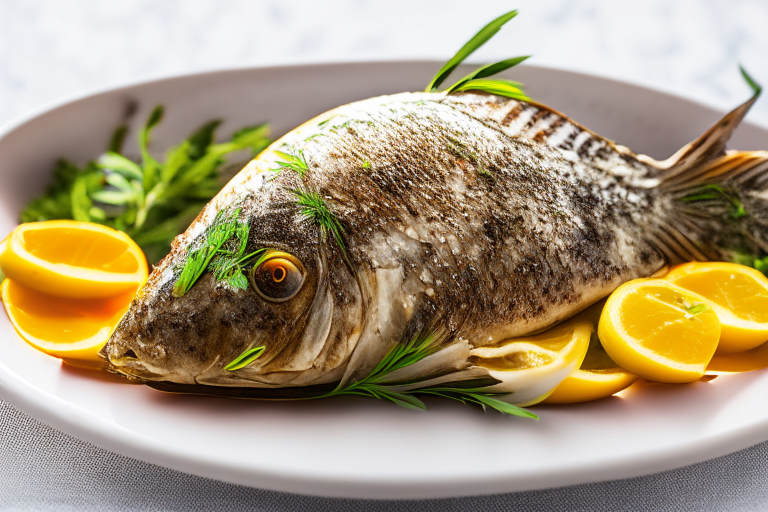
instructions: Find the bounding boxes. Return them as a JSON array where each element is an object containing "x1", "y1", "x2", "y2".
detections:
[{"x1": 649, "y1": 71, "x2": 768, "y2": 263}]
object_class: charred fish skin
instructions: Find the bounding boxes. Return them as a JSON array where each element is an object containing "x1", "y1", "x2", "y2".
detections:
[{"x1": 104, "y1": 84, "x2": 768, "y2": 403}]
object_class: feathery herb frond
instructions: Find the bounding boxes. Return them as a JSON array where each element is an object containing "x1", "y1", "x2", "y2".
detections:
[
  {"x1": 321, "y1": 331, "x2": 538, "y2": 418},
  {"x1": 273, "y1": 148, "x2": 309, "y2": 177},
  {"x1": 173, "y1": 207, "x2": 264, "y2": 296},
  {"x1": 173, "y1": 209, "x2": 239, "y2": 297},
  {"x1": 291, "y1": 189, "x2": 349, "y2": 264},
  {"x1": 426, "y1": 10, "x2": 519, "y2": 92},
  {"x1": 224, "y1": 346, "x2": 266, "y2": 371}
]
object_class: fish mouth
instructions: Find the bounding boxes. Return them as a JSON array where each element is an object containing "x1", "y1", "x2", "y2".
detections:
[{"x1": 105, "y1": 350, "x2": 167, "y2": 381}]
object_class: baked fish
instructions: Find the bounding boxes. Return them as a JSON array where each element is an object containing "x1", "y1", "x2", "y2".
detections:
[{"x1": 102, "y1": 12, "x2": 768, "y2": 415}]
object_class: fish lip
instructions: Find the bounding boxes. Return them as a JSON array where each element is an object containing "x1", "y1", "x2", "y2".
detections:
[{"x1": 107, "y1": 357, "x2": 166, "y2": 381}]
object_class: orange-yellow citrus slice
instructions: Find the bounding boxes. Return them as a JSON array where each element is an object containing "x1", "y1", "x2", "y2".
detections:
[
  {"x1": 0, "y1": 220, "x2": 148, "y2": 298},
  {"x1": 598, "y1": 279, "x2": 721, "y2": 383},
  {"x1": 1, "y1": 278, "x2": 136, "y2": 364},
  {"x1": 665, "y1": 262, "x2": 768, "y2": 353},
  {"x1": 543, "y1": 303, "x2": 638, "y2": 404},
  {"x1": 470, "y1": 316, "x2": 591, "y2": 406},
  {"x1": 707, "y1": 340, "x2": 768, "y2": 374}
]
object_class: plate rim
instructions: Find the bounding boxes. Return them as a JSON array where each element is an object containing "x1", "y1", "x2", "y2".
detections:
[{"x1": 1, "y1": 61, "x2": 767, "y2": 499}]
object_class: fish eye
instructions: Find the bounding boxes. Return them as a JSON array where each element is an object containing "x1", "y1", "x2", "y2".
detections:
[{"x1": 249, "y1": 252, "x2": 305, "y2": 302}]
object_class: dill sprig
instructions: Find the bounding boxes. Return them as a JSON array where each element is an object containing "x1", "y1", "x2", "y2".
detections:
[
  {"x1": 291, "y1": 189, "x2": 350, "y2": 265},
  {"x1": 21, "y1": 106, "x2": 271, "y2": 263},
  {"x1": 425, "y1": 10, "x2": 530, "y2": 101},
  {"x1": 173, "y1": 208, "x2": 264, "y2": 296},
  {"x1": 272, "y1": 148, "x2": 309, "y2": 177},
  {"x1": 321, "y1": 331, "x2": 538, "y2": 418}
]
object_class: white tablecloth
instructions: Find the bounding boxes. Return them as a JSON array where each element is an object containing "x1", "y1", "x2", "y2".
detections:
[
  {"x1": 3, "y1": 399, "x2": 768, "y2": 511},
  {"x1": 2, "y1": 1, "x2": 768, "y2": 510}
]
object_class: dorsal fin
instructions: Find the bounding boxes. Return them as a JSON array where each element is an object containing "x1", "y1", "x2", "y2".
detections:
[
  {"x1": 636, "y1": 93, "x2": 759, "y2": 181},
  {"x1": 441, "y1": 94, "x2": 651, "y2": 180}
]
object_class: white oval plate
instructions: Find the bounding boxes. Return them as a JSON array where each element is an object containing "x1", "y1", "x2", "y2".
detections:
[{"x1": 1, "y1": 63, "x2": 767, "y2": 500}]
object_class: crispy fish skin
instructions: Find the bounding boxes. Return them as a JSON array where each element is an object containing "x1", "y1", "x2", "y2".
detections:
[{"x1": 103, "y1": 90, "x2": 768, "y2": 404}]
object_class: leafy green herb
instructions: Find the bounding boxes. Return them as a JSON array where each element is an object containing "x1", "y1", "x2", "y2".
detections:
[
  {"x1": 425, "y1": 10, "x2": 519, "y2": 92},
  {"x1": 224, "y1": 346, "x2": 266, "y2": 371},
  {"x1": 741, "y1": 65, "x2": 763, "y2": 96},
  {"x1": 450, "y1": 79, "x2": 530, "y2": 101},
  {"x1": 681, "y1": 184, "x2": 746, "y2": 219},
  {"x1": 425, "y1": 10, "x2": 532, "y2": 103},
  {"x1": 684, "y1": 303, "x2": 709, "y2": 316},
  {"x1": 291, "y1": 189, "x2": 350, "y2": 265},
  {"x1": 446, "y1": 56, "x2": 530, "y2": 93},
  {"x1": 320, "y1": 331, "x2": 537, "y2": 418},
  {"x1": 272, "y1": 148, "x2": 309, "y2": 177},
  {"x1": 21, "y1": 107, "x2": 271, "y2": 263},
  {"x1": 754, "y1": 256, "x2": 768, "y2": 275},
  {"x1": 173, "y1": 208, "x2": 264, "y2": 296}
]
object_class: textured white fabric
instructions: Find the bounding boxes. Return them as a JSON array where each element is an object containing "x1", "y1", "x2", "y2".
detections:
[{"x1": 2, "y1": 399, "x2": 767, "y2": 511}]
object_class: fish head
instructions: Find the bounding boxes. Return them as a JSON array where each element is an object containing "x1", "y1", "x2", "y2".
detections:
[{"x1": 102, "y1": 166, "x2": 362, "y2": 388}]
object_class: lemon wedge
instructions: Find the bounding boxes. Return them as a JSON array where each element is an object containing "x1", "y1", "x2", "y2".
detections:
[
  {"x1": 598, "y1": 279, "x2": 720, "y2": 383},
  {"x1": 543, "y1": 303, "x2": 638, "y2": 404},
  {"x1": 0, "y1": 220, "x2": 148, "y2": 299},
  {"x1": 665, "y1": 262, "x2": 768, "y2": 353},
  {"x1": 1, "y1": 278, "x2": 136, "y2": 364},
  {"x1": 470, "y1": 316, "x2": 591, "y2": 406}
]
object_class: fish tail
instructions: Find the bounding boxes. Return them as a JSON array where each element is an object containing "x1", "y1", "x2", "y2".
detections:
[{"x1": 649, "y1": 75, "x2": 768, "y2": 264}]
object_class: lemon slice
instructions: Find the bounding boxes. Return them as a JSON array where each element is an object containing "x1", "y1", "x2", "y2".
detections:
[
  {"x1": 1, "y1": 278, "x2": 136, "y2": 364},
  {"x1": 598, "y1": 279, "x2": 720, "y2": 383},
  {"x1": 707, "y1": 340, "x2": 768, "y2": 374},
  {"x1": 470, "y1": 316, "x2": 591, "y2": 406},
  {"x1": 0, "y1": 221, "x2": 148, "y2": 298},
  {"x1": 665, "y1": 262, "x2": 768, "y2": 353},
  {"x1": 543, "y1": 303, "x2": 638, "y2": 404}
]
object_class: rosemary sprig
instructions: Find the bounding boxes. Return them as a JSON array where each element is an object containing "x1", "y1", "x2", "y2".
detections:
[
  {"x1": 425, "y1": 11, "x2": 531, "y2": 102},
  {"x1": 446, "y1": 56, "x2": 530, "y2": 93},
  {"x1": 741, "y1": 65, "x2": 763, "y2": 96},
  {"x1": 321, "y1": 331, "x2": 537, "y2": 418},
  {"x1": 224, "y1": 346, "x2": 266, "y2": 371},
  {"x1": 426, "y1": 10, "x2": 519, "y2": 91},
  {"x1": 450, "y1": 79, "x2": 530, "y2": 101}
]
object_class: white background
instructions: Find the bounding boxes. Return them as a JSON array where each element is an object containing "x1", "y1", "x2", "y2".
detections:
[{"x1": 1, "y1": 0, "x2": 767, "y2": 132}]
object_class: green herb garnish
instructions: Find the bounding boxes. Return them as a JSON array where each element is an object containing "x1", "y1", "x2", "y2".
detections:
[
  {"x1": 272, "y1": 148, "x2": 309, "y2": 177},
  {"x1": 291, "y1": 189, "x2": 350, "y2": 265},
  {"x1": 425, "y1": 10, "x2": 530, "y2": 101},
  {"x1": 741, "y1": 65, "x2": 763, "y2": 96},
  {"x1": 684, "y1": 303, "x2": 709, "y2": 316},
  {"x1": 681, "y1": 184, "x2": 747, "y2": 219},
  {"x1": 320, "y1": 331, "x2": 537, "y2": 418},
  {"x1": 21, "y1": 106, "x2": 271, "y2": 263},
  {"x1": 224, "y1": 346, "x2": 266, "y2": 371},
  {"x1": 173, "y1": 208, "x2": 264, "y2": 297},
  {"x1": 426, "y1": 10, "x2": 520, "y2": 92}
]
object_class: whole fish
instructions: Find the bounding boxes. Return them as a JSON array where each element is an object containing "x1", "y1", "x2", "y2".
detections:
[{"x1": 102, "y1": 13, "x2": 768, "y2": 412}]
